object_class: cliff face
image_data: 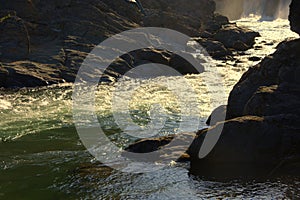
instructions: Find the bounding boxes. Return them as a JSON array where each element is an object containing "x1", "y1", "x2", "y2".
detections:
[
  {"x1": 0, "y1": 0, "x2": 257, "y2": 88},
  {"x1": 189, "y1": 0, "x2": 300, "y2": 178}
]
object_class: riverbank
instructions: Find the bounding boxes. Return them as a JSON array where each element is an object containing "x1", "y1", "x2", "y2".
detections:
[{"x1": 0, "y1": 0, "x2": 259, "y2": 88}]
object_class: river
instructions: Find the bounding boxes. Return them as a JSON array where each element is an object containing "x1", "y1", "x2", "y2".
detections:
[{"x1": 0, "y1": 17, "x2": 299, "y2": 199}]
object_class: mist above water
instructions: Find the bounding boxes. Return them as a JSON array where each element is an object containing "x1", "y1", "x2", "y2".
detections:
[{"x1": 215, "y1": 0, "x2": 291, "y2": 20}]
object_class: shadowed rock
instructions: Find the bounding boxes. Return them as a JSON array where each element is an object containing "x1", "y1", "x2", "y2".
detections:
[
  {"x1": 289, "y1": 0, "x2": 300, "y2": 35},
  {"x1": 188, "y1": 0, "x2": 300, "y2": 179},
  {"x1": 0, "y1": 0, "x2": 258, "y2": 88},
  {"x1": 188, "y1": 115, "x2": 300, "y2": 178}
]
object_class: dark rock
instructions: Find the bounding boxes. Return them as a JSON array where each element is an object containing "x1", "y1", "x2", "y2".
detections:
[
  {"x1": 169, "y1": 53, "x2": 204, "y2": 74},
  {"x1": 244, "y1": 84, "x2": 300, "y2": 117},
  {"x1": 0, "y1": 0, "x2": 257, "y2": 88},
  {"x1": 188, "y1": 2, "x2": 300, "y2": 178},
  {"x1": 214, "y1": 24, "x2": 259, "y2": 51},
  {"x1": 206, "y1": 105, "x2": 227, "y2": 126},
  {"x1": 203, "y1": 14, "x2": 229, "y2": 32},
  {"x1": 196, "y1": 38, "x2": 231, "y2": 59},
  {"x1": 143, "y1": 10, "x2": 201, "y2": 37},
  {"x1": 125, "y1": 132, "x2": 196, "y2": 162},
  {"x1": 0, "y1": 14, "x2": 30, "y2": 61},
  {"x1": 226, "y1": 39, "x2": 300, "y2": 119},
  {"x1": 132, "y1": 49, "x2": 170, "y2": 66},
  {"x1": 254, "y1": 45, "x2": 263, "y2": 50},
  {"x1": 233, "y1": 41, "x2": 250, "y2": 51},
  {"x1": 0, "y1": 0, "x2": 139, "y2": 87},
  {"x1": 126, "y1": 135, "x2": 174, "y2": 153},
  {"x1": 105, "y1": 48, "x2": 205, "y2": 79},
  {"x1": 289, "y1": 0, "x2": 300, "y2": 35},
  {"x1": 189, "y1": 115, "x2": 300, "y2": 178},
  {"x1": 140, "y1": 0, "x2": 216, "y2": 21},
  {"x1": 248, "y1": 56, "x2": 261, "y2": 62},
  {"x1": 199, "y1": 31, "x2": 213, "y2": 38}
]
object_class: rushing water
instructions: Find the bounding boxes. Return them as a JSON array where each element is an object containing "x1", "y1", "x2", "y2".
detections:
[
  {"x1": 0, "y1": 17, "x2": 299, "y2": 199},
  {"x1": 215, "y1": 0, "x2": 291, "y2": 20}
]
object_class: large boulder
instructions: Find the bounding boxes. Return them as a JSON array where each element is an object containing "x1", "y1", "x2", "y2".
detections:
[
  {"x1": 188, "y1": 115, "x2": 300, "y2": 178},
  {"x1": 188, "y1": 39, "x2": 300, "y2": 178},
  {"x1": 226, "y1": 39, "x2": 300, "y2": 119},
  {"x1": 214, "y1": 24, "x2": 260, "y2": 51},
  {"x1": 289, "y1": 0, "x2": 300, "y2": 35},
  {"x1": 188, "y1": 0, "x2": 300, "y2": 178}
]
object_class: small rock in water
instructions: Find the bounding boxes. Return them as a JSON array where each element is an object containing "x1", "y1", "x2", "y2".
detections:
[
  {"x1": 233, "y1": 41, "x2": 250, "y2": 51},
  {"x1": 254, "y1": 45, "x2": 263, "y2": 50},
  {"x1": 248, "y1": 56, "x2": 261, "y2": 62},
  {"x1": 265, "y1": 42, "x2": 275, "y2": 46}
]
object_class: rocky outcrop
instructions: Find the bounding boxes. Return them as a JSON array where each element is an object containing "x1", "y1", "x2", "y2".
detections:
[
  {"x1": 188, "y1": 40, "x2": 300, "y2": 177},
  {"x1": 0, "y1": 0, "x2": 138, "y2": 87},
  {"x1": 226, "y1": 39, "x2": 300, "y2": 119},
  {"x1": 189, "y1": 115, "x2": 300, "y2": 178},
  {"x1": 0, "y1": 0, "x2": 258, "y2": 88},
  {"x1": 188, "y1": 0, "x2": 300, "y2": 178},
  {"x1": 214, "y1": 24, "x2": 259, "y2": 51},
  {"x1": 289, "y1": 0, "x2": 300, "y2": 35}
]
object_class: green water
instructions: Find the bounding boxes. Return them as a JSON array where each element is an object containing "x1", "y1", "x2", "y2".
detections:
[{"x1": 1, "y1": 76, "x2": 299, "y2": 200}]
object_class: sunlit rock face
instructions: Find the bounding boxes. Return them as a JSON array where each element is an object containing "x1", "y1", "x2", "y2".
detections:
[{"x1": 215, "y1": 0, "x2": 291, "y2": 20}]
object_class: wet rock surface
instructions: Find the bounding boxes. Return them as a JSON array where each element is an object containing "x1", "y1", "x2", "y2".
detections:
[
  {"x1": 226, "y1": 39, "x2": 300, "y2": 119},
  {"x1": 0, "y1": 0, "x2": 258, "y2": 88},
  {"x1": 214, "y1": 24, "x2": 260, "y2": 51},
  {"x1": 124, "y1": 132, "x2": 195, "y2": 163},
  {"x1": 189, "y1": 115, "x2": 300, "y2": 178},
  {"x1": 188, "y1": 0, "x2": 300, "y2": 178}
]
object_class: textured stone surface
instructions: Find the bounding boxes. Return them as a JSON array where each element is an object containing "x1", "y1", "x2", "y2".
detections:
[
  {"x1": 289, "y1": 0, "x2": 300, "y2": 35},
  {"x1": 0, "y1": 0, "x2": 258, "y2": 88},
  {"x1": 188, "y1": 0, "x2": 300, "y2": 178}
]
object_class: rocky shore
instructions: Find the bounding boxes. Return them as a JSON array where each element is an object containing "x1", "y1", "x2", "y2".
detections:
[
  {"x1": 1, "y1": 0, "x2": 299, "y2": 179},
  {"x1": 0, "y1": 0, "x2": 258, "y2": 88},
  {"x1": 127, "y1": 0, "x2": 300, "y2": 179}
]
